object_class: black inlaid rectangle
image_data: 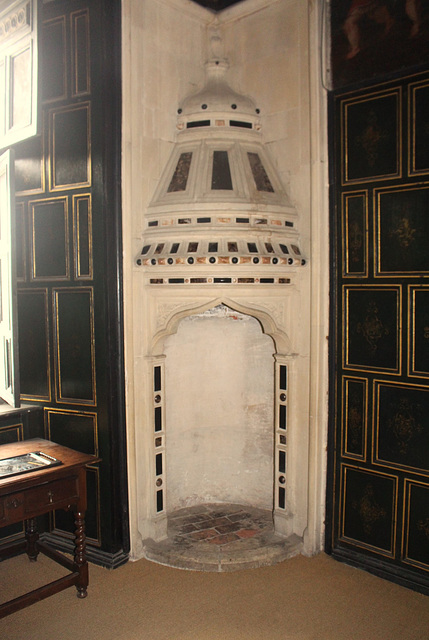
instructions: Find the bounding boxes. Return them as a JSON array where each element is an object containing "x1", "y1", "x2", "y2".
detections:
[
  {"x1": 42, "y1": 17, "x2": 66, "y2": 101},
  {"x1": 278, "y1": 487, "x2": 285, "y2": 509},
  {"x1": 156, "y1": 490, "x2": 163, "y2": 512},
  {"x1": 155, "y1": 453, "x2": 163, "y2": 476},
  {"x1": 31, "y1": 199, "x2": 69, "y2": 279},
  {"x1": 154, "y1": 366, "x2": 161, "y2": 392},
  {"x1": 51, "y1": 104, "x2": 91, "y2": 189},
  {"x1": 279, "y1": 405, "x2": 286, "y2": 430},
  {"x1": 54, "y1": 288, "x2": 95, "y2": 403},
  {"x1": 74, "y1": 195, "x2": 92, "y2": 279},
  {"x1": 18, "y1": 290, "x2": 50, "y2": 400},
  {"x1": 280, "y1": 365, "x2": 287, "y2": 391},
  {"x1": 154, "y1": 407, "x2": 162, "y2": 432},
  {"x1": 212, "y1": 150, "x2": 233, "y2": 190},
  {"x1": 72, "y1": 9, "x2": 90, "y2": 96}
]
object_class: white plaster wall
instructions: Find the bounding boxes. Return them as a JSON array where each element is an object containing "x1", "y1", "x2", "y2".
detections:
[
  {"x1": 164, "y1": 307, "x2": 274, "y2": 511},
  {"x1": 122, "y1": 0, "x2": 329, "y2": 559}
]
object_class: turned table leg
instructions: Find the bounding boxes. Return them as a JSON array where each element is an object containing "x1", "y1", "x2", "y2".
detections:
[
  {"x1": 25, "y1": 518, "x2": 39, "y2": 562},
  {"x1": 74, "y1": 510, "x2": 88, "y2": 599}
]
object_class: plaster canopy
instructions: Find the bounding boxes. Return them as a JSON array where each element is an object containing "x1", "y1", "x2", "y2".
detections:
[{"x1": 136, "y1": 29, "x2": 306, "y2": 276}]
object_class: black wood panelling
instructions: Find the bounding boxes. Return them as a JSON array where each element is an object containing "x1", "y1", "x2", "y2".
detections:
[{"x1": 328, "y1": 68, "x2": 429, "y2": 595}]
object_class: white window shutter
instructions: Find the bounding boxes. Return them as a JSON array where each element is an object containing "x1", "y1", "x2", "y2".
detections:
[
  {"x1": 0, "y1": 149, "x2": 19, "y2": 407},
  {"x1": 0, "y1": 0, "x2": 39, "y2": 150}
]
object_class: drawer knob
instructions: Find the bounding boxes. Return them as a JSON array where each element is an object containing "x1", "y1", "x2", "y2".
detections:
[
  {"x1": 7, "y1": 497, "x2": 23, "y2": 509},
  {"x1": 47, "y1": 490, "x2": 54, "y2": 504}
]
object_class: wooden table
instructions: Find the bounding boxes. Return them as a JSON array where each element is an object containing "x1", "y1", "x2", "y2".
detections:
[{"x1": 0, "y1": 438, "x2": 99, "y2": 618}]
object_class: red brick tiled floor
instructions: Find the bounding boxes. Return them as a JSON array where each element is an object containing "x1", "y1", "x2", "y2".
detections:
[{"x1": 144, "y1": 503, "x2": 302, "y2": 571}]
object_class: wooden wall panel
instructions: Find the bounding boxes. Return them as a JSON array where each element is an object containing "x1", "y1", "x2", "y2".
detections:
[{"x1": 329, "y1": 69, "x2": 429, "y2": 595}]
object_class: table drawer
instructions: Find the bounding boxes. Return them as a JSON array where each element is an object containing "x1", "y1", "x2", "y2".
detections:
[
  {"x1": 24, "y1": 477, "x2": 79, "y2": 514},
  {"x1": 0, "y1": 493, "x2": 25, "y2": 524}
]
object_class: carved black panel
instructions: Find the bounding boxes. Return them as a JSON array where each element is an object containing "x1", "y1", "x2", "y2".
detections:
[
  {"x1": 375, "y1": 185, "x2": 429, "y2": 275},
  {"x1": 342, "y1": 192, "x2": 367, "y2": 277},
  {"x1": 344, "y1": 286, "x2": 400, "y2": 372},
  {"x1": 409, "y1": 286, "x2": 429, "y2": 378},
  {"x1": 341, "y1": 466, "x2": 397, "y2": 555},
  {"x1": 375, "y1": 382, "x2": 429, "y2": 474},
  {"x1": 53, "y1": 288, "x2": 95, "y2": 404},
  {"x1": 50, "y1": 104, "x2": 91, "y2": 190},
  {"x1": 409, "y1": 80, "x2": 429, "y2": 176},
  {"x1": 18, "y1": 289, "x2": 50, "y2": 400},
  {"x1": 330, "y1": 70, "x2": 429, "y2": 593},
  {"x1": 46, "y1": 409, "x2": 97, "y2": 455},
  {"x1": 403, "y1": 480, "x2": 429, "y2": 570},
  {"x1": 14, "y1": 131, "x2": 44, "y2": 194},
  {"x1": 30, "y1": 198, "x2": 69, "y2": 279},
  {"x1": 342, "y1": 377, "x2": 366, "y2": 459},
  {"x1": 41, "y1": 16, "x2": 66, "y2": 102},
  {"x1": 342, "y1": 90, "x2": 401, "y2": 184}
]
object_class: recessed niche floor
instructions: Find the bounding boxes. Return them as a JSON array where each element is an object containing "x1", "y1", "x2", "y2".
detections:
[{"x1": 144, "y1": 503, "x2": 302, "y2": 572}]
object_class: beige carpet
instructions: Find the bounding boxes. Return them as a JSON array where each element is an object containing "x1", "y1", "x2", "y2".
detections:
[{"x1": 1, "y1": 552, "x2": 428, "y2": 639}]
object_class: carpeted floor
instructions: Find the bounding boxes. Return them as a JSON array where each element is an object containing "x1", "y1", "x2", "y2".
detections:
[{"x1": 1, "y1": 552, "x2": 428, "y2": 639}]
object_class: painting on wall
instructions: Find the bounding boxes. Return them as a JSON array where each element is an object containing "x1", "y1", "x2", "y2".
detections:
[{"x1": 331, "y1": 0, "x2": 429, "y2": 89}]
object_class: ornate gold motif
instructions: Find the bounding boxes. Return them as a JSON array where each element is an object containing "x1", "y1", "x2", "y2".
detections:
[
  {"x1": 348, "y1": 405, "x2": 363, "y2": 451},
  {"x1": 423, "y1": 326, "x2": 429, "y2": 340},
  {"x1": 355, "y1": 110, "x2": 388, "y2": 167},
  {"x1": 389, "y1": 212, "x2": 416, "y2": 249},
  {"x1": 357, "y1": 301, "x2": 389, "y2": 351},
  {"x1": 418, "y1": 518, "x2": 429, "y2": 539},
  {"x1": 388, "y1": 398, "x2": 422, "y2": 455},
  {"x1": 0, "y1": 3, "x2": 29, "y2": 44},
  {"x1": 349, "y1": 221, "x2": 363, "y2": 264},
  {"x1": 354, "y1": 483, "x2": 386, "y2": 535}
]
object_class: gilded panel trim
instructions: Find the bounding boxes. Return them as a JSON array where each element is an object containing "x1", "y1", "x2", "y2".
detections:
[
  {"x1": 402, "y1": 479, "x2": 429, "y2": 572},
  {"x1": 339, "y1": 464, "x2": 397, "y2": 558},
  {"x1": 15, "y1": 201, "x2": 26, "y2": 282},
  {"x1": 48, "y1": 102, "x2": 91, "y2": 191},
  {"x1": 373, "y1": 380, "x2": 429, "y2": 476},
  {"x1": 341, "y1": 88, "x2": 402, "y2": 186},
  {"x1": 71, "y1": 9, "x2": 90, "y2": 98},
  {"x1": 408, "y1": 79, "x2": 429, "y2": 177},
  {"x1": 408, "y1": 285, "x2": 429, "y2": 379},
  {"x1": 0, "y1": 423, "x2": 23, "y2": 443},
  {"x1": 73, "y1": 193, "x2": 93, "y2": 280},
  {"x1": 45, "y1": 407, "x2": 98, "y2": 457},
  {"x1": 18, "y1": 287, "x2": 52, "y2": 402},
  {"x1": 341, "y1": 376, "x2": 368, "y2": 461},
  {"x1": 53, "y1": 286, "x2": 96, "y2": 406},
  {"x1": 374, "y1": 183, "x2": 429, "y2": 277},
  {"x1": 41, "y1": 15, "x2": 67, "y2": 103},
  {"x1": 342, "y1": 190, "x2": 368, "y2": 278},
  {"x1": 343, "y1": 285, "x2": 402, "y2": 374},
  {"x1": 29, "y1": 196, "x2": 70, "y2": 281}
]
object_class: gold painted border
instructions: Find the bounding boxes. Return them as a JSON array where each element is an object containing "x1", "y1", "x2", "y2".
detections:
[
  {"x1": 374, "y1": 183, "x2": 429, "y2": 278},
  {"x1": 42, "y1": 15, "x2": 68, "y2": 104},
  {"x1": 339, "y1": 463, "x2": 397, "y2": 558},
  {"x1": 408, "y1": 79, "x2": 429, "y2": 177},
  {"x1": 0, "y1": 422, "x2": 23, "y2": 442},
  {"x1": 45, "y1": 407, "x2": 99, "y2": 457},
  {"x1": 373, "y1": 379, "x2": 429, "y2": 476},
  {"x1": 73, "y1": 193, "x2": 93, "y2": 280},
  {"x1": 343, "y1": 284, "x2": 402, "y2": 375},
  {"x1": 15, "y1": 201, "x2": 26, "y2": 282},
  {"x1": 18, "y1": 287, "x2": 52, "y2": 403},
  {"x1": 408, "y1": 285, "x2": 429, "y2": 379},
  {"x1": 341, "y1": 376, "x2": 368, "y2": 461},
  {"x1": 342, "y1": 190, "x2": 368, "y2": 278},
  {"x1": 71, "y1": 8, "x2": 90, "y2": 98},
  {"x1": 53, "y1": 286, "x2": 97, "y2": 407},
  {"x1": 29, "y1": 196, "x2": 70, "y2": 281},
  {"x1": 341, "y1": 88, "x2": 402, "y2": 186},
  {"x1": 402, "y1": 478, "x2": 429, "y2": 572},
  {"x1": 48, "y1": 102, "x2": 92, "y2": 192}
]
